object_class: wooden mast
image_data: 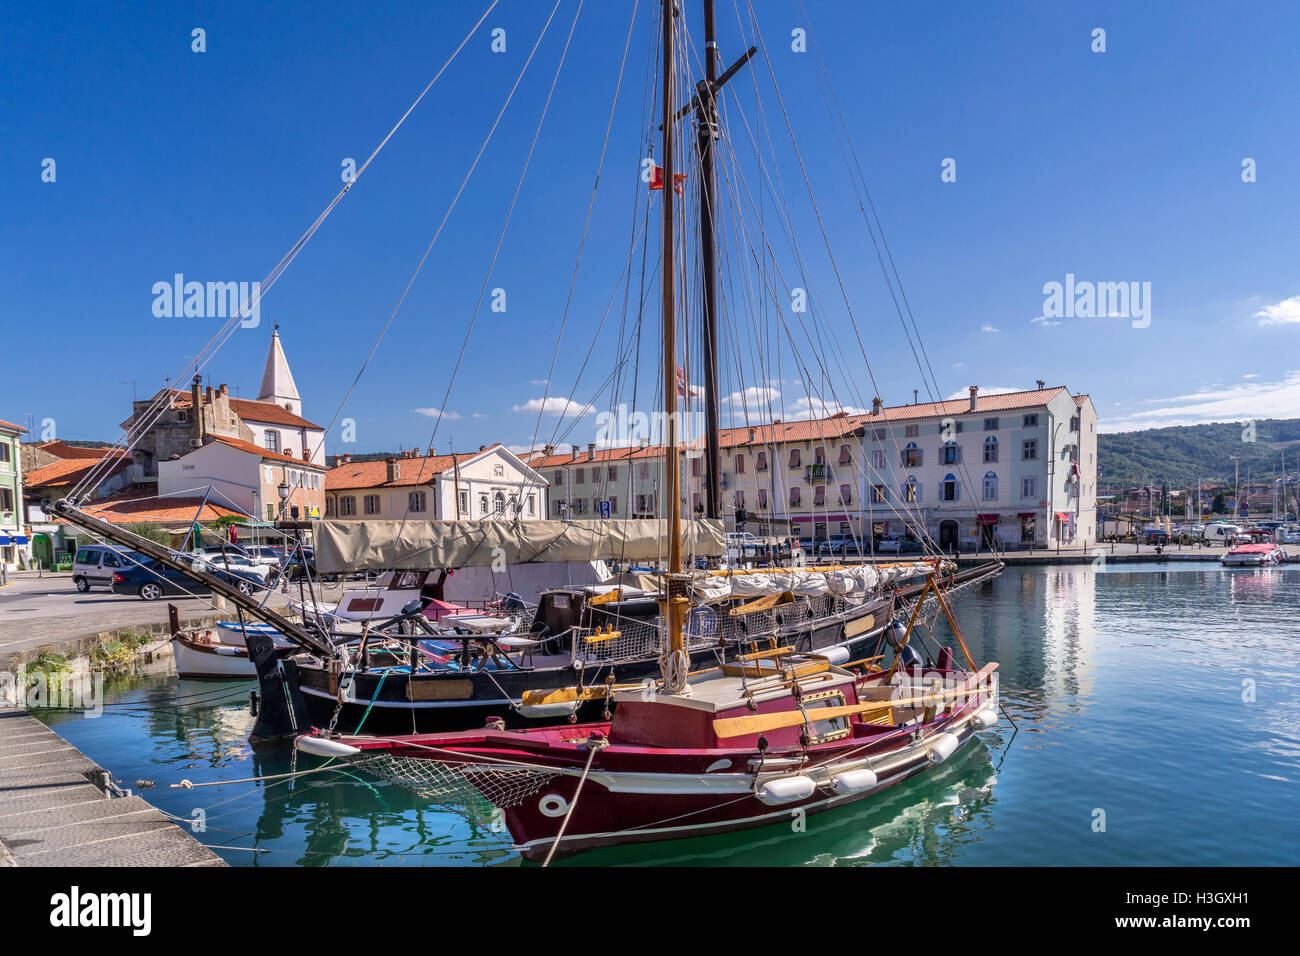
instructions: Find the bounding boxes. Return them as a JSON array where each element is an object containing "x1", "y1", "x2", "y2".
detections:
[{"x1": 660, "y1": 0, "x2": 689, "y2": 693}]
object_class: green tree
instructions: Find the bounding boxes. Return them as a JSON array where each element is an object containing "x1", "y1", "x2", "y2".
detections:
[
  {"x1": 1160, "y1": 483, "x2": 1171, "y2": 516},
  {"x1": 1211, "y1": 492, "x2": 1226, "y2": 515}
]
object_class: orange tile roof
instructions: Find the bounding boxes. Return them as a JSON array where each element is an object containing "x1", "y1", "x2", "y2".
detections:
[
  {"x1": 0, "y1": 419, "x2": 27, "y2": 433},
  {"x1": 25, "y1": 454, "x2": 130, "y2": 490},
  {"x1": 532, "y1": 445, "x2": 666, "y2": 468},
  {"x1": 719, "y1": 412, "x2": 867, "y2": 448},
  {"x1": 29, "y1": 440, "x2": 119, "y2": 460},
  {"x1": 207, "y1": 434, "x2": 325, "y2": 467},
  {"x1": 82, "y1": 492, "x2": 242, "y2": 525},
  {"x1": 165, "y1": 389, "x2": 322, "y2": 429},
  {"x1": 326, "y1": 445, "x2": 504, "y2": 489},
  {"x1": 852, "y1": 387, "x2": 1070, "y2": 425}
]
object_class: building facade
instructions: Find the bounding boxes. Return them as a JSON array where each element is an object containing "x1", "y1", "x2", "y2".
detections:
[
  {"x1": 158, "y1": 434, "x2": 326, "y2": 521},
  {"x1": 855, "y1": 386, "x2": 1097, "y2": 550},
  {"x1": 532, "y1": 442, "x2": 668, "y2": 519},
  {"x1": 325, "y1": 445, "x2": 546, "y2": 522},
  {"x1": 1, "y1": 419, "x2": 29, "y2": 570}
]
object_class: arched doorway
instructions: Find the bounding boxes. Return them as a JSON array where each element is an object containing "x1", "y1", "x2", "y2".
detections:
[{"x1": 939, "y1": 520, "x2": 960, "y2": 552}]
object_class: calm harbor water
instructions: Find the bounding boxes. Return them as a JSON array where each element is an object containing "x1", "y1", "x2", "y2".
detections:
[{"x1": 35, "y1": 563, "x2": 1300, "y2": 866}]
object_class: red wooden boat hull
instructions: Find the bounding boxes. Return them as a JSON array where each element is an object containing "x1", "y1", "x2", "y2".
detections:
[{"x1": 331, "y1": 666, "x2": 997, "y2": 861}]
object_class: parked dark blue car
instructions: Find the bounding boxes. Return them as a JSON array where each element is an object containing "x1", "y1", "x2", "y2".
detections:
[{"x1": 109, "y1": 555, "x2": 266, "y2": 601}]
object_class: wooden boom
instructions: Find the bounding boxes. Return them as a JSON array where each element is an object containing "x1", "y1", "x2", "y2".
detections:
[{"x1": 712, "y1": 663, "x2": 999, "y2": 739}]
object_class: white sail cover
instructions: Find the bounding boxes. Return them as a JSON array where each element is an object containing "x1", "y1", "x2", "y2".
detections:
[
  {"x1": 311, "y1": 518, "x2": 725, "y2": 573},
  {"x1": 690, "y1": 562, "x2": 946, "y2": 601}
]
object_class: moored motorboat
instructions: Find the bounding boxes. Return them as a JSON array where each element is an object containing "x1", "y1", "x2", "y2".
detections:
[{"x1": 1221, "y1": 542, "x2": 1282, "y2": 567}]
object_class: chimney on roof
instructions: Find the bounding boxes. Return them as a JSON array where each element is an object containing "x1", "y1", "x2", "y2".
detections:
[
  {"x1": 479, "y1": 444, "x2": 486, "y2": 453},
  {"x1": 543, "y1": 444, "x2": 554, "y2": 457},
  {"x1": 204, "y1": 385, "x2": 214, "y2": 404},
  {"x1": 871, "y1": 397, "x2": 883, "y2": 416},
  {"x1": 571, "y1": 447, "x2": 580, "y2": 461},
  {"x1": 1036, "y1": 379, "x2": 1046, "y2": 390},
  {"x1": 386, "y1": 457, "x2": 400, "y2": 482},
  {"x1": 302, "y1": 449, "x2": 310, "y2": 462},
  {"x1": 218, "y1": 383, "x2": 228, "y2": 397},
  {"x1": 189, "y1": 375, "x2": 204, "y2": 445},
  {"x1": 587, "y1": 442, "x2": 596, "y2": 459},
  {"x1": 969, "y1": 385, "x2": 978, "y2": 411},
  {"x1": 339, "y1": 452, "x2": 350, "y2": 464},
  {"x1": 427, "y1": 447, "x2": 436, "y2": 457},
  {"x1": 748, "y1": 427, "x2": 757, "y2": 442},
  {"x1": 913, "y1": 389, "x2": 919, "y2": 404}
]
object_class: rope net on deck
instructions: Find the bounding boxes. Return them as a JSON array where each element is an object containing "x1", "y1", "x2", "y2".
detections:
[{"x1": 356, "y1": 755, "x2": 559, "y2": 810}]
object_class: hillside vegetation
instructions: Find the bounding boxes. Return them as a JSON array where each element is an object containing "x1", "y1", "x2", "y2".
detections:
[{"x1": 1099, "y1": 419, "x2": 1300, "y2": 487}]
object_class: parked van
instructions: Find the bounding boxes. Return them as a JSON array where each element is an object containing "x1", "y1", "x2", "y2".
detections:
[
  {"x1": 72, "y1": 545, "x2": 147, "y2": 592},
  {"x1": 1202, "y1": 523, "x2": 1240, "y2": 546}
]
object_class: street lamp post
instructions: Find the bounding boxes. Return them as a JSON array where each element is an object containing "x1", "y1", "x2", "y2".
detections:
[{"x1": 277, "y1": 479, "x2": 290, "y2": 521}]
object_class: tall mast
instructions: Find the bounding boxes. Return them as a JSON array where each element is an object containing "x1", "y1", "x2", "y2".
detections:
[
  {"x1": 660, "y1": 0, "x2": 688, "y2": 693},
  {"x1": 692, "y1": 1, "x2": 754, "y2": 523},
  {"x1": 698, "y1": 0, "x2": 722, "y2": 522}
]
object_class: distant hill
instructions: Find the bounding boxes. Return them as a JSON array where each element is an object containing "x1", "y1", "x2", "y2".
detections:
[{"x1": 1099, "y1": 419, "x2": 1300, "y2": 488}]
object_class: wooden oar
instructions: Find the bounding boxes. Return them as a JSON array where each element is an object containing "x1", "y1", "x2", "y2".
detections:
[{"x1": 711, "y1": 663, "x2": 998, "y2": 739}]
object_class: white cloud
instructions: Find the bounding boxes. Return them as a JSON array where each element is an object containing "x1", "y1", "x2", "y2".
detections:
[
  {"x1": 951, "y1": 362, "x2": 964, "y2": 368},
  {"x1": 980, "y1": 324, "x2": 1000, "y2": 333},
  {"x1": 511, "y1": 397, "x2": 595, "y2": 417},
  {"x1": 1254, "y1": 295, "x2": 1300, "y2": 327},
  {"x1": 1030, "y1": 315, "x2": 1062, "y2": 327},
  {"x1": 1243, "y1": 373, "x2": 1259, "y2": 380},
  {"x1": 411, "y1": 407, "x2": 461, "y2": 420},
  {"x1": 530, "y1": 378, "x2": 550, "y2": 385},
  {"x1": 1101, "y1": 370, "x2": 1300, "y2": 432},
  {"x1": 785, "y1": 396, "x2": 869, "y2": 420},
  {"x1": 722, "y1": 385, "x2": 781, "y2": 414}
]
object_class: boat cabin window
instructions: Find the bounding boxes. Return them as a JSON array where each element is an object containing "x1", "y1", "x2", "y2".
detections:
[{"x1": 802, "y1": 690, "x2": 851, "y2": 743}]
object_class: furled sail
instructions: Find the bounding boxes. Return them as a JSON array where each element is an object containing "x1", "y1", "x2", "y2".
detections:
[
  {"x1": 691, "y1": 562, "x2": 948, "y2": 601},
  {"x1": 311, "y1": 518, "x2": 726, "y2": 573}
]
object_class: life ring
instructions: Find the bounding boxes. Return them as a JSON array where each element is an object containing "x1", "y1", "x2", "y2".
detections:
[{"x1": 539, "y1": 793, "x2": 568, "y2": 818}]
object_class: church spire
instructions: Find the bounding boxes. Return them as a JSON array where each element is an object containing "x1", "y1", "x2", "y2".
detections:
[{"x1": 258, "y1": 323, "x2": 301, "y2": 416}]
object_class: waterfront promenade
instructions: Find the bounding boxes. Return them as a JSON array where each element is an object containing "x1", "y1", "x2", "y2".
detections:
[{"x1": 0, "y1": 708, "x2": 226, "y2": 867}]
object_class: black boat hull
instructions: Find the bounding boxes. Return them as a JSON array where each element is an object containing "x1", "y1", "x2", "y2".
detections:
[{"x1": 297, "y1": 596, "x2": 894, "y2": 734}]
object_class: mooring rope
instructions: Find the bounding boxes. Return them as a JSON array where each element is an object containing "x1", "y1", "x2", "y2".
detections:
[{"x1": 541, "y1": 736, "x2": 607, "y2": 867}]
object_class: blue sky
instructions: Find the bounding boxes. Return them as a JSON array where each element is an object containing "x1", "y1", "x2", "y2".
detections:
[{"x1": 4, "y1": 0, "x2": 1300, "y2": 456}]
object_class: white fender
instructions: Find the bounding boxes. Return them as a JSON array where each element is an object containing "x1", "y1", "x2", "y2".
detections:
[
  {"x1": 295, "y1": 735, "x2": 362, "y2": 758},
  {"x1": 926, "y1": 732, "x2": 960, "y2": 763},
  {"x1": 756, "y1": 775, "x2": 816, "y2": 805},
  {"x1": 515, "y1": 700, "x2": 581, "y2": 720},
  {"x1": 818, "y1": 646, "x2": 851, "y2": 665},
  {"x1": 973, "y1": 708, "x2": 999, "y2": 728},
  {"x1": 830, "y1": 767, "x2": 878, "y2": 795}
]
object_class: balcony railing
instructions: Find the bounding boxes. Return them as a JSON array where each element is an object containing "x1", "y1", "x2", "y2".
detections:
[{"x1": 804, "y1": 463, "x2": 833, "y2": 482}]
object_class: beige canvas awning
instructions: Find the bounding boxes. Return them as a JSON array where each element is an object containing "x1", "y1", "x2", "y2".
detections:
[{"x1": 311, "y1": 518, "x2": 725, "y2": 573}]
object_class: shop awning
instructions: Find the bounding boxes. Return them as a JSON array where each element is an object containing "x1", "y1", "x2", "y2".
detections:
[
  {"x1": 977, "y1": 514, "x2": 999, "y2": 526},
  {"x1": 1054, "y1": 511, "x2": 1070, "y2": 522}
]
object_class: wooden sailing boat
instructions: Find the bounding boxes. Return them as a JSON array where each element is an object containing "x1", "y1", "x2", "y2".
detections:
[{"x1": 295, "y1": 0, "x2": 1002, "y2": 861}]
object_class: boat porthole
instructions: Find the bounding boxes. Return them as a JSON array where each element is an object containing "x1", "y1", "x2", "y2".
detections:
[{"x1": 539, "y1": 794, "x2": 568, "y2": 817}]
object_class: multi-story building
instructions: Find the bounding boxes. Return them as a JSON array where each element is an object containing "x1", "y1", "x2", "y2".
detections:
[
  {"x1": 713, "y1": 413, "x2": 867, "y2": 541},
  {"x1": 532, "y1": 442, "x2": 668, "y2": 519},
  {"x1": 325, "y1": 445, "x2": 546, "y2": 521},
  {"x1": 1, "y1": 418, "x2": 29, "y2": 571},
  {"x1": 855, "y1": 386, "x2": 1097, "y2": 550}
]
